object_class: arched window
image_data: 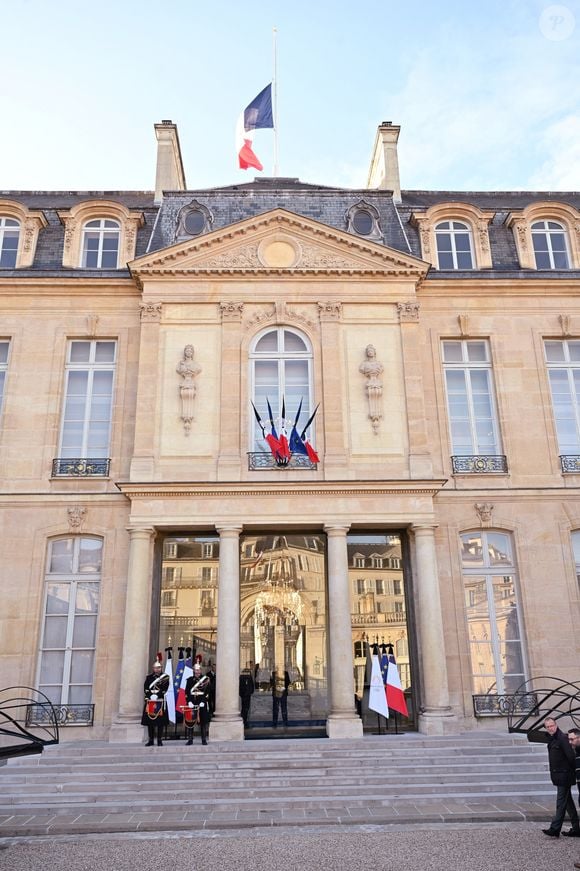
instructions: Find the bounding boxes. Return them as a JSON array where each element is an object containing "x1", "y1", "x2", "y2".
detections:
[
  {"x1": 531, "y1": 220, "x2": 570, "y2": 269},
  {"x1": 461, "y1": 530, "x2": 526, "y2": 695},
  {"x1": 38, "y1": 536, "x2": 102, "y2": 706},
  {"x1": 249, "y1": 327, "x2": 313, "y2": 452},
  {"x1": 0, "y1": 217, "x2": 20, "y2": 268},
  {"x1": 435, "y1": 220, "x2": 474, "y2": 270},
  {"x1": 81, "y1": 219, "x2": 120, "y2": 268}
]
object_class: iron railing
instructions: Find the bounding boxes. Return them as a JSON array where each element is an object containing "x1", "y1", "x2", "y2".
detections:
[
  {"x1": 560, "y1": 455, "x2": 580, "y2": 473},
  {"x1": 506, "y1": 677, "x2": 580, "y2": 734},
  {"x1": 26, "y1": 702, "x2": 95, "y2": 727},
  {"x1": 247, "y1": 453, "x2": 317, "y2": 471},
  {"x1": 472, "y1": 692, "x2": 538, "y2": 718},
  {"x1": 0, "y1": 686, "x2": 59, "y2": 759},
  {"x1": 451, "y1": 454, "x2": 508, "y2": 474},
  {"x1": 52, "y1": 457, "x2": 110, "y2": 477}
]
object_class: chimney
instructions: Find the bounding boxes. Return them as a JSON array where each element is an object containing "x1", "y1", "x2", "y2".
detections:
[
  {"x1": 366, "y1": 122, "x2": 401, "y2": 203},
  {"x1": 154, "y1": 120, "x2": 186, "y2": 204}
]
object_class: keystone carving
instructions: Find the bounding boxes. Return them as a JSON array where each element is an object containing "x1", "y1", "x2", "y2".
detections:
[
  {"x1": 475, "y1": 502, "x2": 494, "y2": 528},
  {"x1": 67, "y1": 505, "x2": 86, "y2": 531},
  {"x1": 559, "y1": 314, "x2": 571, "y2": 337},
  {"x1": 458, "y1": 314, "x2": 469, "y2": 337}
]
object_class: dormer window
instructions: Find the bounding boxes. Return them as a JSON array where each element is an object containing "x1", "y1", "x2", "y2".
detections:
[
  {"x1": 531, "y1": 220, "x2": 569, "y2": 270},
  {"x1": 175, "y1": 200, "x2": 213, "y2": 241},
  {"x1": 435, "y1": 221, "x2": 474, "y2": 270},
  {"x1": 81, "y1": 219, "x2": 120, "y2": 268},
  {"x1": 0, "y1": 217, "x2": 20, "y2": 268},
  {"x1": 345, "y1": 201, "x2": 382, "y2": 242}
]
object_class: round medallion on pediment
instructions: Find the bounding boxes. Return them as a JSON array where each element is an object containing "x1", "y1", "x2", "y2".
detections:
[{"x1": 258, "y1": 235, "x2": 301, "y2": 268}]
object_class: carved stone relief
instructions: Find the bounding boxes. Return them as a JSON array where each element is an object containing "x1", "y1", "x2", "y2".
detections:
[
  {"x1": 559, "y1": 313, "x2": 571, "y2": 337},
  {"x1": 206, "y1": 245, "x2": 260, "y2": 268},
  {"x1": 359, "y1": 344, "x2": 384, "y2": 433},
  {"x1": 317, "y1": 301, "x2": 342, "y2": 321},
  {"x1": 219, "y1": 301, "x2": 244, "y2": 321},
  {"x1": 139, "y1": 302, "x2": 162, "y2": 322},
  {"x1": 397, "y1": 301, "x2": 420, "y2": 322},
  {"x1": 458, "y1": 314, "x2": 469, "y2": 337},
  {"x1": 67, "y1": 505, "x2": 86, "y2": 531},
  {"x1": 176, "y1": 345, "x2": 202, "y2": 435},
  {"x1": 475, "y1": 502, "x2": 494, "y2": 528},
  {"x1": 86, "y1": 314, "x2": 99, "y2": 337}
]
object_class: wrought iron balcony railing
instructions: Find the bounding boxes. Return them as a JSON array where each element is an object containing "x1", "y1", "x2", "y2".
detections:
[
  {"x1": 26, "y1": 702, "x2": 95, "y2": 727},
  {"x1": 451, "y1": 454, "x2": 508, "y2": 474},
  {"x1": 247, "y1": 452, "x2": 317, "y2": 471},
  {"x1": 560, "y1": 455, "x2": 580, "y2": 473},
  {"x1": 472, "y1": 692, "x2": 538, "y2": 717},
  {"x1": 52, "y1": 458, "x2": 110, "y2": 477}
]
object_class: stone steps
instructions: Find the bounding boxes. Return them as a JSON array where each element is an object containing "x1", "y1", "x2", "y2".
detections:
[{"x1": 0, "y1": 733, "x2": 554, "y2": 836}]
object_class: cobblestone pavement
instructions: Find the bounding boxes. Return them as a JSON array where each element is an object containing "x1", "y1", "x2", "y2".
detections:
[{"x1": 1, "y1": 822, "x2": 579, "y2": 871}]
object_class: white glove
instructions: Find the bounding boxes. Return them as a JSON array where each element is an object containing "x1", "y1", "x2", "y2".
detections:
[
  {"x1": 150, "y1": 694, "x2": 158, "y2": 701},
  {"x1": 188, "y1": 702, "x2": 194, "y2": 708},
  {"x1": 200, "y1": 702, "x2": 205, "y2": 708}
]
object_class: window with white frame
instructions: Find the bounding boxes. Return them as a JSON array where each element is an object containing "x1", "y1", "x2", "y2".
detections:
[
  {"x1": 0, "y1": 341, "x2": 9, "y2": 415},
  {"x1": 250, "y1": 327, "x2": 313, "y2": 452},
  {"x1": 0, "y1": 217, "x2": 20, "y2": 268},
  {"x1": 545, "y1": 339, "x2": 580, "y2": 454},
  {"x1": 58, "y1": 340, "x2": 116, "y2": 462},
  {"x1": 38, "y1": 537, "x2": 102, "y2": 706},
  {"x1": 81, "y1": 219, "x2": 120, "y2": 268},
  {"x1": 532, "y1": 220, "x2": 570, "y2": 270},
  {"x1": 461, "y1": 530, "x2": 526, "y2": 695},
  {"x1": 442, "y1": 339, "x2": 501, "y2": 456},
  {"x1": 435, "y1": 220, "x2": 474, "y2": 270}
]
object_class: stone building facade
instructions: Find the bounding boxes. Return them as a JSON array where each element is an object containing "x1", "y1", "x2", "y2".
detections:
[{"x1": 1, "y1": 121, "x2": 579, "y2": 742}]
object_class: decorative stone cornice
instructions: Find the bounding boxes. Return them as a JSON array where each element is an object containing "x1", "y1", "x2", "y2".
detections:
[
  {"x1": 219, "y1": 301, "x2": 244, "y2": 321},
  {"x1": 397, "y1": 301, "x2": 420, "y2": 322},
  {"x1": 117, "y1": 479, "x2": 448, "y2": 499},
  {"x1": 318, "y1": 301, "x2": 342, "y2": 321},
  {"x1": 139, "y1": 301, "x2": 162, "y2": 322}
]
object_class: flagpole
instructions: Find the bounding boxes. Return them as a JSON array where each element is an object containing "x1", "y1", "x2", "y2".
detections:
[{"x1": 272, "y1": 26, "x2": 278, "y2": 177}]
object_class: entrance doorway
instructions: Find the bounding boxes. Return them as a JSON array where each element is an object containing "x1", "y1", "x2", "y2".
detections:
[{"x1": 240, "y1": 533, "x2": 328, "y2": 737}]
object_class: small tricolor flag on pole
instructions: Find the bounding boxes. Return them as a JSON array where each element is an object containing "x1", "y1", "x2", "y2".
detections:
[{"x1": 236, "y1": 84, "x2": 274, "y2": 171}]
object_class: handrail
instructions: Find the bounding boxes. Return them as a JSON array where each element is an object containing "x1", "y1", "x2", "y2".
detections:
[
  {"x1": 506, "y1": 677, "x2": 580, "y2": 734},
  {"x1": 0, "y1": 686, "x2": 59, "y2": 758}
]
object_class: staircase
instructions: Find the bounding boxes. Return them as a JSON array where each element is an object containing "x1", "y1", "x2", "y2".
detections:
[{"x1": 0, "y1": 733, "x2": 554, "y2": 837}]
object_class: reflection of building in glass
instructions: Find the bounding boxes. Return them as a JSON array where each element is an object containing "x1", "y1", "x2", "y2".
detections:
[
  {"x1": 348, "y1": 533, "x2": 412, "y2": 728},
  {"x1": 240, "y1": 534, "x2": 327, "y2": 722},
  {"x1": 159, "y1": 536, "x2": 219, "y2": 667}
]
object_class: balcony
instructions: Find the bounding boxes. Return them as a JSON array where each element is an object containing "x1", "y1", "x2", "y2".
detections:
[
  {"x1": 560, "y1": 455, "x2": 580, "y2": 473},
  {"x1": 451, "y1": 455, "x2": 508, "y2": 474},
  {"x1": 247, "y1": 452, "x2": 317, "y2": 471},
  {"x1": 472, "y1": 693, "x2": 538, "y2": 718},
  {"x1": 52, "y1": 458, "x2": 110, "y2": 477},
  {"x1": 26, "y1": 702, "x2": 95, "y2": 727}
]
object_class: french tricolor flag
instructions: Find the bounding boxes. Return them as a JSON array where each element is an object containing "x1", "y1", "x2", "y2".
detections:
[{"x1": 236, "y1": 84, "x2": 274, "y2": 171}]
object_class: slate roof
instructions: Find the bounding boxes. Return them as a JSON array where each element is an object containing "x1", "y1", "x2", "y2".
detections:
[{"x1": 0, "y1": 184, "x2": 579, "y2": 275}]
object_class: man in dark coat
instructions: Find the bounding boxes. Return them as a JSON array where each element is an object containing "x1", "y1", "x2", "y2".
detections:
[
  {"x1": 141, "y1": 660, "x2": 169, "y2": 747},
  {"x1": 184, "y1": 662, "x2": 210, "y2": 745},
  {"x1": 239, "y1": 667, "x2": 255, "y2": 728},
  {"x1": 568, "y1": 728, "x2": 580, "y2": 807},
  {"x1": 528, "y1": 717, "x2": 579, "y2": 837},
  {"x1": 271, "y1": 668, "x2": 291, "y2": 728}
]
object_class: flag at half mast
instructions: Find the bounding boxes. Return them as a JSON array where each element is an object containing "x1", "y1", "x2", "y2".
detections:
[{"x1": 236, "y1": 84, "x2": 274, "y2": 171}]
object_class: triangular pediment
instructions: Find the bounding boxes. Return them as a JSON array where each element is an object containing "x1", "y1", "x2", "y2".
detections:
[{"x1": 130, "y1": 208, "x2": 429, "y2": 280}]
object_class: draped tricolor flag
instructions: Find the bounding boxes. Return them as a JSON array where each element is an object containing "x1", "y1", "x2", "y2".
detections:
[
  {"x1": 368, "y1": 646, "x2": 389, "y2": 718},
  {"x1": 386, "y1": 644, "x2": 409, "y2": 717},
  {"x1": 236, "y1": 84, "x2": 274, "y2": 171}
]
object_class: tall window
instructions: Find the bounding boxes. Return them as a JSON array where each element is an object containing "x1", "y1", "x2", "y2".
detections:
[
  {"x1": 81, "y1": 219, "x2": 120, "y2": 268},
  {"x1": 532, "y1": 220, "x2": 569, "y2": 270},
  {"x1": 442, "y1": 340, "x2": 501, "y2": 456},
  {"x1": 38, "y1": 537, "x2": 102, "y2": 705},
  {"x1": 435, "y1": 220, "x2": 474, "y2": 270},
  {"x1": 461, "y1": 530, "x2": 526, "y2": 695},
  {"x1": 0, "y1": 217, "x2": 20, "y2": 268},
  {"x1": 250, "y1": 327, "x2": 313, "y2": 452},
  {"x1": 0, "y1": 341, "x2": 9, "y2": 414},
  {"x1": 59, "y1": 340, "x2": 116, "y2": 461},
  {"x1": 545, "y1": 340, "x2": 580, "y2": 454}
]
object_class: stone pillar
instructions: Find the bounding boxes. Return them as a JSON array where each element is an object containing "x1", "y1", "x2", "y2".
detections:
[
  {"x1": 217, "y1": 302, "x2": 244, "y2": 480},
  {"x1": 412, "y1": 524, "x2": 454, "y2": 734},
  {"x1": 110, "y1": 526, "x2": 155, "y2": 742},
  {"x1": 325, "y1": 524, "x2": 363, "y2": 739},
  {"x1": 211, "y1": 525, "x2": 244, "y2": 741},
  {"x1": 318, "y1": 303, "x2": 348, "y2": 477},
  {"x1": 130, "y1": 302, "x2": 162, "y2": 481}
]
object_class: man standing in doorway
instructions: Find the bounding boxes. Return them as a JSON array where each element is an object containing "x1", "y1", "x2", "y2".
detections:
[
  {"x1": 528, "y1": 717, "x2": 579, "y2": 837},
  {"x1": 271, "y1": 668, "x2": 290, "y2": 729}
]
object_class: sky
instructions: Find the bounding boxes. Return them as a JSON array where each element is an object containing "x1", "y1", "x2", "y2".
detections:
[{"x1": 1, "y1": 0, "x2": 579, "y2": 193}]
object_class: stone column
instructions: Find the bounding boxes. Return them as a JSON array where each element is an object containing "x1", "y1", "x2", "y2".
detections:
[
  {"x1": 397, "y1": 301, "x2": 433, "y2": 478},
  {"x1": 325, "y1": 524, "x2": 363, "y2": 739},
  {"x1": 110, "y1": 526, "x2": 155, "y2": 742},
  {"x1": 318, "y1": 302, "x2": 348, "y2": 477},
  {"x1": 130, "y1": 301, "x2": 162, "y2": 481},
  {"x1": 412, "y1": 524, "x2": 454, "y2": 734},
  {"x1": 217, "y1": 302, "x2": 244, "y2": 480},
  {"x1": 211, "y1": 525, "x2": 244, "y2": 741}
]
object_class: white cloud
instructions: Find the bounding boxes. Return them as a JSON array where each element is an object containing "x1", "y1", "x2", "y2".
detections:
[{"x1": 527, "y1": 114, "x2": 580, "y2": 189}]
